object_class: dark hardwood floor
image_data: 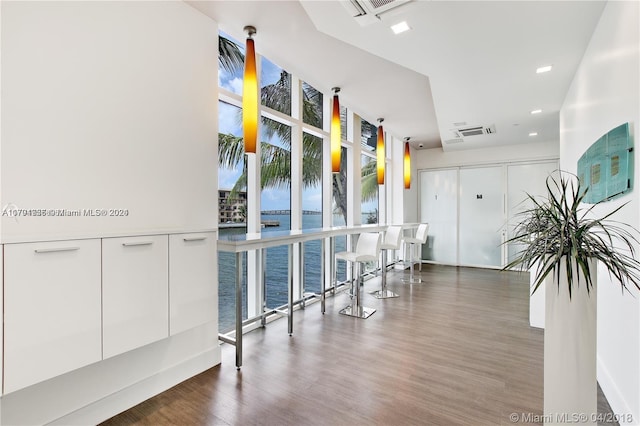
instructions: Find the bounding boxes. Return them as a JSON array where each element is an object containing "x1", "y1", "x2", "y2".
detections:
[{"x1": 101, "y1": 264, "x2": 617, "y2": 426}]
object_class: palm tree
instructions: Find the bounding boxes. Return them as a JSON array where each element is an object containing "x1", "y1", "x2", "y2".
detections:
[{"x1": 217, "y1": 35, "x2": 377, "y2": 223}]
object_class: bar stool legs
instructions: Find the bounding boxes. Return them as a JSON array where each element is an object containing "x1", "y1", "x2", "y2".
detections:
[
  {"x1": 401, "y1": 223, "x2": 428, "y2": 284},
  {"x1": 371, "y1": 249, "x2": 399, "y2": 298},
  {"x1": 402, "y1": 241, "x2": 423, "y2": 283},
  {"x1": 339, "y1": 262, "x2": 376, "y2": 318},
  {"x1": 336, "y1": 232, "x2": 381, "y2": 319}
]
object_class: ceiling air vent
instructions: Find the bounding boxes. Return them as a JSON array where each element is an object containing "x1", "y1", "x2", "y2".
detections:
[
  {"x1": 454, "y1": 124, "x2": 497, "y2": 138},
  {"x1": 444, "y1": 138, "x2": 464, "y2": 145},
  {"x1": 342, "y1": 0, "x2": 413, "y2": 26}
]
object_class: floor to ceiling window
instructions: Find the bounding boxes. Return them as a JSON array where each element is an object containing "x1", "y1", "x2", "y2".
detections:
[
  {"x1": 260, "y1": 116, "x2": 292, "y2": 309},
  {"x1": 217, "y1": 33, "x2": 247, "y2": 332},
  {"x1": 302, "y1": 132, "x2": 323, "y2": 294},
  {"x1": 300, "y1": 82, "x2": 323, "y2": 295},
  {"x1": 218, "y1": 31, "x2": 244, "y2": 96},
  {"x1": 302, "y1": 81, "x2": 322, "y2": 128},
  {"x1": 217, "y1": 30, "x2": 388, "y2": 332},
  {"x1": 333, "y1": 146, "x2": 348, "y2": 283},
  {"x1": 361, "y1": 118, "x2": 378, "y2": 224}
]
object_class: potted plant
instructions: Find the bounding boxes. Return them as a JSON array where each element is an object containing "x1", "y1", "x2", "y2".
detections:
[{"x1": 504, "y1": 171, "x2": 640, "y2": 425}]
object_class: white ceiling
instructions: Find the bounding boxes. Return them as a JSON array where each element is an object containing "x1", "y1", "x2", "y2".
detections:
[{"x1": 187, "y1": 0, "x2": 606, "y2": 151}]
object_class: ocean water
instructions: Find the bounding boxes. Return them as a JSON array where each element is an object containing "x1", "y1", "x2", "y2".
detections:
[{"x1": 218, "y1": 214, "x2": 362, "y2": 333}]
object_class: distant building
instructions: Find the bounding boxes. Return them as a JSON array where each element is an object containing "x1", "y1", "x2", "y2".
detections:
[{"x1": 218, "y1": 189, "x2": 247, "y2": 223}]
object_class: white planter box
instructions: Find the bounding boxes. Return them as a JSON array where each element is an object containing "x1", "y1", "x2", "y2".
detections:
[{"x1": 544, "y1": 257, "x2": 597, "y2": 426}]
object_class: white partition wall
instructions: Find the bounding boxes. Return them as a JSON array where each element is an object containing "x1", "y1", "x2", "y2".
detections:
[
  {"x1": 419, "y1": 169, "x2": 458, "y2": 264},
  {"x1": 505, "y1": 161, "x2": 559, "y2": 329},
  {"x1": 506, "y1": 162, "x2": 559, "y2": 263},
  {"x1": 459, "y1": 166, "x2": 503, "y2": 267},
  {"x1": 419, "y1": 161, "x2": 559, "y2": 268}
]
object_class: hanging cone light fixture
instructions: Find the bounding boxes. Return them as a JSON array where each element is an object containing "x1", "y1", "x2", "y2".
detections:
[
  {"x1": 404, "y1": 137, "x2": 411, "y2": 189},
  {"x1": 330, "y1": 87, "x2": 341, "y2": 173},
  {"x1": 242, "y1": 25, "x2": 258, "y2": 154},
  {"x1": 377, "y1": 118, "x2": 385, "y2": 185}
]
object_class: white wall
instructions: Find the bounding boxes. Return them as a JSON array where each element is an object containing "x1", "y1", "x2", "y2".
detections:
[
  {"x1": 559, "y1": 1, "x2": 640, "y2": 422},
  {"x1": 0, "y1": 2, "x2": 220, "y2": 424},
  {"x1": 1, "y1": 1, "x2": 218, "y2": 243},
  {"x1": 415, "y1": 140, "x2": 559, "y2": 169}
]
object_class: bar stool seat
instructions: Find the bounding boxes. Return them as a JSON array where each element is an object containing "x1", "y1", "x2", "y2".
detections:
[
  {"x1": 402, "y1": 223, "x2": 429, "y2": 283},
  {"x1": 371, "y1": 225, "x2": 402, "y2": 299},
  {"x1": 335, "y1": 232, "x2": 381, "y2": 319}
]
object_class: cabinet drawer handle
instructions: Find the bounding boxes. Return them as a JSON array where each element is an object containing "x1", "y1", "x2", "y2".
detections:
[
  {"x1": 183, "y1": 237, "x2": 207, "y2": 242},
  {"x1": 122, "y1": 241, "x2": 153, "y2": 247},
  {"x1": 34, "y1": 247, "x2": 80, "y2": 253}
]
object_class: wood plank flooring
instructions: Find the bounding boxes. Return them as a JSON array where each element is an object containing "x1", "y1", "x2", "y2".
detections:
[{"x1": 101, "y1": 264, "x2": 617, "y2": 426}]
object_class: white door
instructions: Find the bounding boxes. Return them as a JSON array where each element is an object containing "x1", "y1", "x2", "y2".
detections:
[
  {"x1": 419, "y1": 169, "x2": 458, "y2": 264},
  {"x1": 459, "y1": 166, "x2": 504, "y2": 267}
]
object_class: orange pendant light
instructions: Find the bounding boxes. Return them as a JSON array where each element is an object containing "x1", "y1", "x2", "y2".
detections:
[
  {"x1": 404, "y1": 137, "x2": 411, "y2": 189},
  {"x1": 242, "y1": 26, "x2": 258, "y2": 154},
  {"x1": 330, "y1": 87, "x2": 341, "y2": 173},
  {"x1": 376, "y1": 118, "x2": 385, "y2": 185}
]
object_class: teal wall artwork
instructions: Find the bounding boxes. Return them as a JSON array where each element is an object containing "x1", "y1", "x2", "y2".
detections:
[{"x1": 577, "y1": 122, "x2": 633, "y2": 204}]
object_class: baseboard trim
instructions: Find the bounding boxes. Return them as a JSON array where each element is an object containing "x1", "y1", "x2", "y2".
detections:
[
  {"x1": 597, "y1": 357, "x2": 637, "y2": 425},
  {"x1": 49, "y1": 348, "x2": 220, "y2": 426}
]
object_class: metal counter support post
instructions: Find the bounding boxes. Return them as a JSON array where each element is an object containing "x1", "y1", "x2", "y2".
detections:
[
  {"x1": 300, "y1": 243, "x2": 305, "y2": 308},
  {"x1": 382, "y1": 249, "x2": 387, "y2": 288},
  {"x1": 331, "y1": 236, "x2": 336, "y2": 295},
  {"x1": 288, "y1": 244, "x2": 294, "y2": 335},
  {"x1": 320, "y1": 237, "x2": 326, "y2": 314},
  {"x1": 261, "y1": 248, "x2": 267, "y2": 327},
  {"x1": 235, "y1": 252, "x2": 243, "y2": 369}
]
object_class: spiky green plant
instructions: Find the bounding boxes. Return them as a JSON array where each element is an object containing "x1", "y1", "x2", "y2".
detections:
[{"x1": 503, "y1": 172, "x2": 640, "y2": 298}]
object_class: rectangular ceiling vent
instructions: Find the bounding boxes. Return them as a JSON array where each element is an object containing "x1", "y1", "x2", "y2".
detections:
[
  {"x1": 444, "y1": 138, "x2": 464, "y2": 145},
  {"x1": 454, "y1": 124, "x2": 497, "y2": 138},
  {"x1": 342, "y1": 0, "x2": 413, "y2": 25}
]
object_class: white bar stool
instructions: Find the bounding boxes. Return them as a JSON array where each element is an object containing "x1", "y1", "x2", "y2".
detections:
[
  {"x1": 371, "y1": 225, "x2": 402, "y2": 299},
  {"x1": 402, "y1": 223, "x2": 429, "y2": 283},
  {"x1": 335, "y1": 232, "x2": 381, "y2": 319}
]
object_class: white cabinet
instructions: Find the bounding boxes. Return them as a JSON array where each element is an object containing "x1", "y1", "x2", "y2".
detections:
[
  {"x1": 3, "y1": 239, "x2": 102, "y2": 393},
  {"x1": 102, "y1": 235, "x2": 169, "y2": 359},
  {"x1": 169, "y1": 232, "x2": 217, "y2": 335},
  {"x1": 1, "y1": 230, "x2": 217, "y2": 394}
]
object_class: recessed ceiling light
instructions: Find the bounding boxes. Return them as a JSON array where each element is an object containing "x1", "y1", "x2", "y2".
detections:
[
  {"x1": 530, "y1": 109, "x2": 542, "y2": 114},
  {"x1": 536, "y1": 65, "x2": 553, "y2": 74},
  {"x1": 529, "y1": 132, "x2": 538, "y2": 137},
  {"x1": 391, "y1": 21, "x2": 410, "y2": 35}
]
